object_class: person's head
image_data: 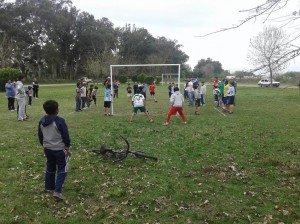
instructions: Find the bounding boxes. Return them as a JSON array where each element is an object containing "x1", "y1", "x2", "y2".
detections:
[
  {"x1": 7, "y1": 79, "x2": 11, "y2": 83},
  {"x1": 28, "y1": 86, "x2": 32, "y2": 90},
  {"x1": 201, "y1": 81, "x2": 205, "y2": 85},
  {"x1": 230, "y1": 81, "x2": 234, "y2": 86},
  {"x1": 174, "y1": 87, "x2": 179, "y2": 92},
  {"x1": 225, "y1": 80, "x2": 229, "y2": 85},
  {"x1": 43, "y1": 100, "x2": 59, "y2": 115}
]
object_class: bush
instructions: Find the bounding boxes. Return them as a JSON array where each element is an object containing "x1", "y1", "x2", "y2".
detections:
[
  {"x1": 144, "y1": 76, "x2": 154, "y2": 85},
  {"x1": 155, "y1": 76, "x2": 162, "y2": 85},
  {"x1": 0, "y1": 68, "x2": 21, "y2": 92},
  {"x1": 118, "y1": 75, "x2": 127, "y2": 83}
]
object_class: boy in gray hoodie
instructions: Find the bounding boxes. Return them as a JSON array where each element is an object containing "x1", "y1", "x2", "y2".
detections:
[{"x1": 38, "y1": 100, "x2": 71, "y2": 200}]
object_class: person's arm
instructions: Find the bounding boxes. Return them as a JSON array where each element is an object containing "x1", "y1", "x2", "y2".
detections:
[{"x1": 38, "y1": 121, "x2": 43, "y2": 146}]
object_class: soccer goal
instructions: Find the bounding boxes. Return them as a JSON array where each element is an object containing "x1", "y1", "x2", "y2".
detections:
[{"x1": 110, "y1": 64, "x2": 181, "y2": 115}]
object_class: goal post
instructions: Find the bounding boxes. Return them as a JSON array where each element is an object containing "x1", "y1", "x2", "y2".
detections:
[{"x1": 109, "y1": 64, "x2": 181, "y2": 115}]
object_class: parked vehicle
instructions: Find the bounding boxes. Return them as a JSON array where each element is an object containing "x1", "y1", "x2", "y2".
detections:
[
  {"x1": 79, "y1": 77, "x2": 93, "y2": 83},
  {"x1": 258, "y1": 79, "x2": 280, "y2": 87}
]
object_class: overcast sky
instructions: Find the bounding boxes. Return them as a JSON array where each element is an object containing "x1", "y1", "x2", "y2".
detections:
[{"x1": 71, "y1": 0, "x2": 300, "y2": 72}]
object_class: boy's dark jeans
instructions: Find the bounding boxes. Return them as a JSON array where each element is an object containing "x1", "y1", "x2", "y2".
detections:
[{"x1": 44, "y1": 148, "x2": 69, "y2": 193}]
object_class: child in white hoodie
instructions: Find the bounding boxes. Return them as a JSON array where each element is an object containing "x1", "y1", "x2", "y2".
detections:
[{"x1": 163, "y1": 87, "x2": 186, "y2": 125}]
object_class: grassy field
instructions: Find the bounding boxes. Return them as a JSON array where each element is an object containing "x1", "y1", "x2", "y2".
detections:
[{"x1": 0, "y1": 84, "x2": 299, "y2": 224}]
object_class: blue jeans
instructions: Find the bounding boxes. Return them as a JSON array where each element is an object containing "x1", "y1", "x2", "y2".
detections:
[
  {"x1": 81, "y1": 97, "x2": 86, "y2": 109},
  {"x1": 44, "y1": 148, "x2": 70, "y2": 193},
  {"x1": 188, "y1": 92, "x2": 194, "y2": 106},
  {"x1": 201, "y1": 94, "x2": 206, "y2": 105},
  {"x1": 75, "y1": 97, "x2": 81, "y2": 111}
]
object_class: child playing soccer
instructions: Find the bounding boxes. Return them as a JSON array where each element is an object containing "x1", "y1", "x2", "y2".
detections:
[
  {"x1": 163, "y1": 87, "x2": 186, "y2": 125},
  {"x1": 130, "y1": 88, "x2": 153, "y2": 123},
  {"x1": 38, "y1": 100, "x2": 71, "y2": 200}
]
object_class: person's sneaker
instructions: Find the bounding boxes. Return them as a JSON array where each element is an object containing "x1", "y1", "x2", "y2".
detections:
[
  {"x1": 184, "y1": 122, "x2": 187, "y2": 125},
  {"x1": 149, "y1": 119, "x2": 153, "y2": 123},
  {"x1": 53, "y1": 192, "x2": 64, "y2": 200},
  {"x1": 162, "y1": 122, "x2": 169, "y2": 126},
  {"x1": 45, "y1": 189, "x2": 54, "y2": 193}
]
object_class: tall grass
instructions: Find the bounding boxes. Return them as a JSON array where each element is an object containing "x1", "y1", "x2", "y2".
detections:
[{"x1": 0, "y1": 84, "x2": 299, "y2": 223}]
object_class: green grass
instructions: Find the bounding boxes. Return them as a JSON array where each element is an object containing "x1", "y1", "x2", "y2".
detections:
[{"x1": 0, "y1": 84, "x2": 299, "y2": 223}]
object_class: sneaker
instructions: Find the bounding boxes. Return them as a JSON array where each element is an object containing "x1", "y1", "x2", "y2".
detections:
[
  {"x1": 53, "y1": 192, "x2": 64, "y2": 200},
  {"x1": 162, "y1": 122, "x2": 169, "y2": 126},
  {"x1": 45, "y1": 189, "x2": 54, "y2": 193},
  {"x1": 149, "y1": 119, "x2": 153, "y2": 123},
  {"x1": 184, "y1": 122, "x2": 187, "y2": 125}
]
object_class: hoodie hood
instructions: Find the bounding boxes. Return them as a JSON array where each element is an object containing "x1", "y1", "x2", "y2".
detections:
[{"x1": 41, "y1": 115, "x2": 57, "y2": 127}]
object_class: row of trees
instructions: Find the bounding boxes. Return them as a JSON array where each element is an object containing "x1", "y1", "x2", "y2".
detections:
[{"x1": 0, "y1": 0, "x2": 191, "y2": 80}]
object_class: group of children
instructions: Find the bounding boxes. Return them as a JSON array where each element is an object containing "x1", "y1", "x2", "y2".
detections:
[
  {"x1": 37, "y1": 77, "x2": 237, "y2": 201},
  {"x1": 75, "y1": 81, "x2": 98, "y2": 112}
]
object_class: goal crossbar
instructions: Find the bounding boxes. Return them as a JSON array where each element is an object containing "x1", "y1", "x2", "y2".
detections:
[{"x1": 109, "y1": 64, "x2": 181, "y2": 115}]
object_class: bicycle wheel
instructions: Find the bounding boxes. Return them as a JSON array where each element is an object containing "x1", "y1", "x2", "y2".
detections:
[{"x1": 133, "y1": 151, "x2": 158, "y2": 161}]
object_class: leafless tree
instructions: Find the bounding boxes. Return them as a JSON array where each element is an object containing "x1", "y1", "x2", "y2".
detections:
[
  {"x1": 248, "y1": 26, "x2": 292, "y2": 83},
  {"x1": 195, "y1": 0, "x2": 300, "y2": 72}
]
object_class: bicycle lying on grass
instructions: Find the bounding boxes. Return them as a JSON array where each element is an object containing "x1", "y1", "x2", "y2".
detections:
[{"x1": 91, "y1": 135, "x2": 158, "y2": 162}]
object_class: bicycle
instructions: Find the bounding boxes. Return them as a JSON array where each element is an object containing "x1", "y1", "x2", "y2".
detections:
[{"x1": 91, "y1": 135, "x2": 158, "y2": 162}]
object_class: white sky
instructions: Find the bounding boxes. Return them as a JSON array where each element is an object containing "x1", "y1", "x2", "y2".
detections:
[{"x1": 71, "y1": 0, "x2": 300, "y2": 72}]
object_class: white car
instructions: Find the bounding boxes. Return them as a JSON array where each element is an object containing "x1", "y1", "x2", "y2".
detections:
[{"x1": 258, "y1": 79, "x2": 280, "y2": 87}]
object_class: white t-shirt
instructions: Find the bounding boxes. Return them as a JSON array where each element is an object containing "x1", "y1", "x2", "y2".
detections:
[
  {"x1": 80, "y1": 86, "x2": 86, "y2": 97},
  {"x1": 132, "y1": 94, "x2": 145, "y2": 107},
  {"x1": 188, "y1": 81, "x2": 194, "y2": 92}
]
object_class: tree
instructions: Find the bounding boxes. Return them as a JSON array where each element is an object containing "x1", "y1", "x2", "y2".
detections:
[
  {"x1": 247, "y1": 26, "x2": 291, "y2": 83},
  {"x1": 197, "y1": 0, "x2": 300, "y2": 73},
  {"x1": 193, "y1": 58, "x2": 224, "y2": 78}
]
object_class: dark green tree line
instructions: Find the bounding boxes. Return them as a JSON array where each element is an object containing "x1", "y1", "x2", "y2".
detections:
[{"x1": 0, "y1": 0, "x2": 189, "y2": 80}]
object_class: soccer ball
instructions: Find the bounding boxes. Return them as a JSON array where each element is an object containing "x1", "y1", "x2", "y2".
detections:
[{"x1": 155, "y1": 100, "x2": 158, "y2": 103}]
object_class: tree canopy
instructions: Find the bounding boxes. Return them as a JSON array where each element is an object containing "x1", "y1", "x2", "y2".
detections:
[{"x1": 0, "y1": 0, "x2": 189, "y2": 80}]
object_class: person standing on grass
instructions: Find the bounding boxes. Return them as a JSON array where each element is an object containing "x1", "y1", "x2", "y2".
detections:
[
  {"x1": 91, "y1": 86, "x2": 98, "y2": 106},
  {"x1": 187, "y1": 79, "x2": 194, "y2": 107},
  {"x1": 32, "y1": 78, "x2": 39, "y2": 98},
  {"x1": 194, "y1": 85, "x2": 201, "y2": 115},
  {"x1": 223, "y1": 80, "x2": 230, "y2": 112},
  {"x1": 15, "y1": 75, "x2": 27, "y2": 121},
  {"x1": 126, "y1": 84, "x2": 133, "y2": 102},
  {"x1": 225, "y1": 82, "x2": 235, "y2": 113},
  {"x1": 130, "y1": 88, "x2": 153, "y2": 123},
  {"x1": 5, "y1": 79, "x2": 16, "y2": 111},
  {"x1": 26, "y1": 86, "x2": 33, "y2": 106},
  {"x1": 38, "y1": 100, "x2": 71, "y2": 200},
  {"x1": 133, "y1": 81, "x2": 139, "y2": 94},
  {"x1": 149, "y1": 83, "x2": 156, "y2": 100},
  {"x1": 75, "y1": 82, "x2": 82, "y2": 112},
  {"x1": 80, "y1": 82, "x2": 87, "y2": 109},
  {"x1": 200, "y1": 81, "x2": 207, "y2": 106},
  {"x1": 104, "y1": 84, "x2": 112, "y2": 116},
  {"x1": 113, "y1": 80, "x2": 119, "y2": 98},
  {"x1": 86, "y1": 84, "x2": 94, "y2": 108},
  {"x1": 163, "y1": 87, "x2": 186, "y2": 125},
  {"x1": 219, "y1": 79, "x2": 225, "y2": 109}
]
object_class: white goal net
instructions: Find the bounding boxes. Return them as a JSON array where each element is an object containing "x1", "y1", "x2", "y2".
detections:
[{"x1": 109, "y1": 64, "x2": 181, "y2": 115}]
